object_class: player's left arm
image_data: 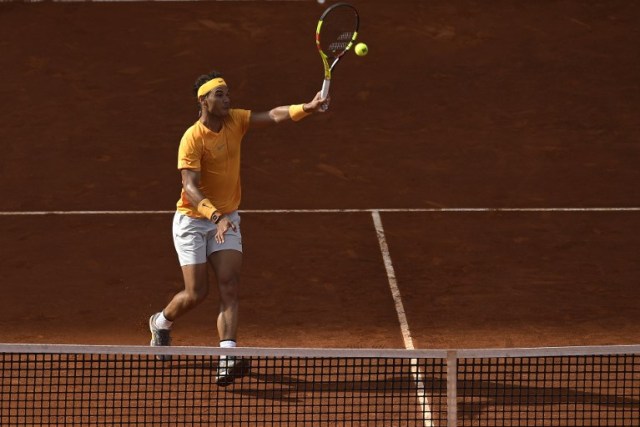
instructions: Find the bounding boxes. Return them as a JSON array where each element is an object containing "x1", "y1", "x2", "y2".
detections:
[{"x1": 249, "y1": 92, "x2": 329, "y2": 129}]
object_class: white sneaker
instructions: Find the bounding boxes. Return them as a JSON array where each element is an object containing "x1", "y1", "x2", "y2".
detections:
[
  {"x1": 215, "y1": 356, "x2": 250, "y2": 387},
  {"x1": 149, "y1": 313, "x2": 172, "y2": 361}
]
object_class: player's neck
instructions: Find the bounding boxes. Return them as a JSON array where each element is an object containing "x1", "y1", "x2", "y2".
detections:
[{"x1": 199, "y1": 114, "x2": 223, "y2": 133}]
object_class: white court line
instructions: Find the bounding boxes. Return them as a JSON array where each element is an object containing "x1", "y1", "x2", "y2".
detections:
[
  {"x1": 0, "y1": 207, "x2": 639, "y2": 216},
  {"x1": 371, "y1": 210, "x2": 433, "y2": 427},
  {"x1": 370, "y1": 211, "x2": 415, "y2": 349}
]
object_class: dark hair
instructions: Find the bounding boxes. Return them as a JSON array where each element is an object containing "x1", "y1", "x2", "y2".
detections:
[{"x1": 193, "y1": 70, "x2": 224, "y2": 98}]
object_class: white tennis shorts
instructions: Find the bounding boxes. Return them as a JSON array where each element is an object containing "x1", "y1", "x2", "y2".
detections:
[{"x1": 172, "y1": 211, "x2": 242, "y2": 266}]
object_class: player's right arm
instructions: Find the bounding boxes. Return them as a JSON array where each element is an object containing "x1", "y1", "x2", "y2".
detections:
[
  {"x1": 181, "y1": 169, "x2": 236, "y2": 243},
  {"x1": 180, "y1": 169, "x2": 205, "y2": 208},
  {"x1": 178, "y1": 131, "x2": 222, "y2": 224},
  {"x1": 177, "y1": 133, "x2": 214, "y2": 219}
]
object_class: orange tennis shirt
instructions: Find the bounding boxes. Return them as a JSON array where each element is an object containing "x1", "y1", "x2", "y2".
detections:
[{"x1": 176, "y1": 109, "x2": 251, "y2": 218}]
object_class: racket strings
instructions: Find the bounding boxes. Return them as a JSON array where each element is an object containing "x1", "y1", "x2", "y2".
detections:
[{"x1": 319, "y1": 9, "x2": 358, "y2": 58}]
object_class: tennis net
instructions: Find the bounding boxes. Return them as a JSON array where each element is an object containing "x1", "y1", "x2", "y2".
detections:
[{"x1": 0, "y1": 344, "x2": 638, "y2": 426}]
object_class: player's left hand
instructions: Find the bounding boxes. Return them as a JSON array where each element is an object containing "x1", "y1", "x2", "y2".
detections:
[
  {"x1": 305, "y1": 91, "x2": 330, "y2": 113},
  {"x1": 215, "y1": 217, "x2": 237, "y2": 244}
]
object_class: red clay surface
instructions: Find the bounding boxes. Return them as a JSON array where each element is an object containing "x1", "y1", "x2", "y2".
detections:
[{"x1": 0, "y1": 1, "x2": 638, "y2": 349}]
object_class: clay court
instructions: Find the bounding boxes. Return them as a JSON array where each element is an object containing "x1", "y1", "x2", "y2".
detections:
[{"x1": 0, "y1": 0, "x2": 639, "y2": 353}]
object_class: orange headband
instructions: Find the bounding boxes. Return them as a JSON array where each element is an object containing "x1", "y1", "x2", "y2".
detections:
[{"x1": 197, "y1": 77, "x2": 227, "y2": 98}]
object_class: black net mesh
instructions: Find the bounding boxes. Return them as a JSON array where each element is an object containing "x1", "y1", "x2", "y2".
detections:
[{"x1": 1, "y1": 346, "x2": 638, "y2": 426}]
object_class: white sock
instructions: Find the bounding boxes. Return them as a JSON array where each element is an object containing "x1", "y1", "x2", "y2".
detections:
[{"x1": 155, "y1": 311, "x2": 173, "y2": 329}]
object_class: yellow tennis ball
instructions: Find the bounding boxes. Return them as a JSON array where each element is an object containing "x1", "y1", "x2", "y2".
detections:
[{"x1": 355, "y1": 42, "x2": 368, "y2": 57}]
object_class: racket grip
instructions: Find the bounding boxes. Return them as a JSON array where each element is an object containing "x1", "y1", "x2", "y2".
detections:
[
  {"x1": 320, "y1": 80, "x2": 331, "y2": 111},
  {"x1": 321, "y1": 79, "x2": 331, "y2": 99}
]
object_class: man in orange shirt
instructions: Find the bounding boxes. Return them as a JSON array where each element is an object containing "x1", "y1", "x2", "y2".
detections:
[{"x1": 149, "y1": 71, "x2": 328, "y2": 386}]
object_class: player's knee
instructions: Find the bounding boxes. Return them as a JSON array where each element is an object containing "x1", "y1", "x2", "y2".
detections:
[
  {"x1": 218, "y1": 276, "x2": 239, "y2": 302},
  {"x1": 186, "y1": 286, "x2": 209, "y2": 305}
]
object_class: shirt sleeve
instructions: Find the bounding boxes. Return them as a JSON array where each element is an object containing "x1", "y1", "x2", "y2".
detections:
[
  {"x1": 177, "y1": 129, "x2": 202, "y2": 170},
  {"x1": 235, "y1": 109, "x2": 251, "y2": 135}
]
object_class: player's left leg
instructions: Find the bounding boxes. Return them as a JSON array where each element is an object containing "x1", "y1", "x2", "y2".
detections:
[
  {"x1": 208, "y1": 249, "x2": 242, "y2": 342},
  {"x1": 208, "y1": 249, "x2": 247, "y2": 386}
]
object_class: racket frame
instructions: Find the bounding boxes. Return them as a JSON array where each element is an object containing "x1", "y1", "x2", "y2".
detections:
[{"x1": 315, "y1": 2, "x2": 360, "y2": 99}]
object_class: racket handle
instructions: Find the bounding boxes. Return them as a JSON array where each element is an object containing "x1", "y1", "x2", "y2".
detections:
[
  {"x1": 321, "y1": 79, "x2": 331, "y2": 99},
  {"x1": 320, "y1": 80, "x2": 331, "y2": 111}
]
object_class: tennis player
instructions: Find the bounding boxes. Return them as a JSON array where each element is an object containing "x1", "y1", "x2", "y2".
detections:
[{"x1": 149, "y1": 71, "x2": 329, "y2": 386}]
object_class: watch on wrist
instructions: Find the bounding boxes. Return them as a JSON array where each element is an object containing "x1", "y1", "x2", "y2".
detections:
[{"x1": 211, "y1": 211, "x2": 223, "y2": 224}]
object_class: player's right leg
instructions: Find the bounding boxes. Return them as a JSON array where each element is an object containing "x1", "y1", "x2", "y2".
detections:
[
  {"x1": 150, "y1": 264, "x2": 208, "y2": 359},
  {"x1": 149, "y1": 312, "x2": 172, "y2": 360},
  {"x1": 163, "y1": 263, "x2": 210, "y2": 320},
  {"x1": 149, "y1": 212, "x2": 212, "y2": 356}
]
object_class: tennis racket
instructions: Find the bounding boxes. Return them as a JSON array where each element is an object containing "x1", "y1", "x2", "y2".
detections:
[{"x1": 316, "y1": 2, "x2": 360, "y2": 105}]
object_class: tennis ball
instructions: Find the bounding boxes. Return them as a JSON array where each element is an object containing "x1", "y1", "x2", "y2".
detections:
[{"x1": 355, "y1": 43, "x2": 368, "y2": 57}]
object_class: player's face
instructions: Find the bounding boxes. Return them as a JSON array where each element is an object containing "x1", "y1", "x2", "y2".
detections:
[{"x1": 204, "y1": 85, "x2": 230, "y2": 117}]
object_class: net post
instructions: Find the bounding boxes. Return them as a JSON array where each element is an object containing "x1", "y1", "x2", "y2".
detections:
[{"x1": 446, "y1": 350, "x2": 458, "y2": 427}]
